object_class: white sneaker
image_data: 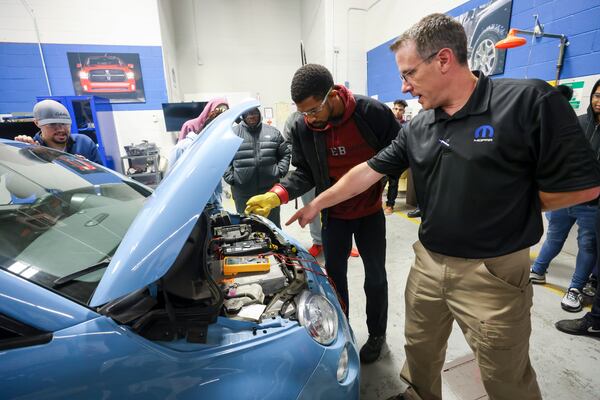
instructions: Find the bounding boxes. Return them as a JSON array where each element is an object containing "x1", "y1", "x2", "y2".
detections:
[
  {"x1": 561, "y1": 288, "x2": 583, "y2": 312},
  {"x1": 529, "y1": 270, "x2": 546, "y2": 284}
]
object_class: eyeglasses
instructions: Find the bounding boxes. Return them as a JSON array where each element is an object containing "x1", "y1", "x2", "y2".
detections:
[
  {"x1": 400, "y1": 51, "x2": 439, "y2": 83},
  {"x1": 300, "y1": 87, "x2": 333, "y2": 116}
]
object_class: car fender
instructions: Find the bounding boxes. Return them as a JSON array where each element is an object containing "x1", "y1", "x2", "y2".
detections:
[{"x1": 0, "y1": 268, "x2": 97, "y2": 332}]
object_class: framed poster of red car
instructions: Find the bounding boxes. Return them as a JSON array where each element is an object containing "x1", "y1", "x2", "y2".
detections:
[{"x1": 67, "y1": 52, "x2": 146, "y2": 103}]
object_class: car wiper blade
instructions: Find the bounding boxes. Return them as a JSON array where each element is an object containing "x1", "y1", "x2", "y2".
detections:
[{"x1": 53, "y1": 257, "x2": 111, "y2": 288}]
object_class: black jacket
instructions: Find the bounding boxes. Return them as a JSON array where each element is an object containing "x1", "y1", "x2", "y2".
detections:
[
  {"x1": 224, "y1": 120, "x2": 291, "y2": 196},
  {"x1": 280, "y1": 95, "x2": 400, "y2": 200},
  {"x1": 578, "y1": 79, "x2": 600, "y2": 206},
  {"x1": 579, "y1": 79, "x2": 600, "y2": 160}
]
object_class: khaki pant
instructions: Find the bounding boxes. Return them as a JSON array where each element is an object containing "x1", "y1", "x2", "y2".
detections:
[{"x1": 401, "y1": 241, "x2": 542, "y2": 400}]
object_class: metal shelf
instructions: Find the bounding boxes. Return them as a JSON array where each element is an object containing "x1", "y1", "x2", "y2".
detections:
[{"x1": 121, "y1": 153, "x2": 161, "y2": 187}]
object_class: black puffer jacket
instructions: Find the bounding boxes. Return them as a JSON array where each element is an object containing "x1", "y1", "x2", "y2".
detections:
[{"x1": 224, "y1": 119, "x2": 291, "y2": 196}]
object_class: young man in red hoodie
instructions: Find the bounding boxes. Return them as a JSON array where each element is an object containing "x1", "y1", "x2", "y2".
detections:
[{"x1": 245, "y1": 64, "x2": 400, "y2": 363}]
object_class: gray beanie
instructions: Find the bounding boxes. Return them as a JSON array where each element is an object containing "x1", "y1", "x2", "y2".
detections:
[{"x1": 33, "y1": 100, "x2": 72, "y2": 126}]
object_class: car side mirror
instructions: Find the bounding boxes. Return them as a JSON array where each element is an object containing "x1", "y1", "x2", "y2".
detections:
[
  {"x1": 76, "y1": 63, "x2": 82, "y2": 68},
  {"x1": 127, "y1": 64, "x2": 134, "y2": 68}
]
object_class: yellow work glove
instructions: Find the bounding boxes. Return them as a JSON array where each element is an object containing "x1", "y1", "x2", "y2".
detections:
[{"x1": 245, "y1": 192, "x2": 281, "y2": 217}]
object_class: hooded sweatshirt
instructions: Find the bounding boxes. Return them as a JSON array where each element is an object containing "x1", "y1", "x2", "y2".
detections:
[
  {"x1": 178, "y1": 97, "x2": 229, "y2": 141},
  {"x1": 306, "y1": 85, "x2": 384, "y2": 219},
  {"x1": 578, "y1": 79, "x2": 600, "y2": 206},
  {"x1": 579, "y1": 79, "x2": 600, "y2": 160}
]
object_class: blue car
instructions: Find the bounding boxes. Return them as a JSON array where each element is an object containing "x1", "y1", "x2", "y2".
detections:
[{"x1": 0, "y1": 100, "x2": 359, "y2": 399}]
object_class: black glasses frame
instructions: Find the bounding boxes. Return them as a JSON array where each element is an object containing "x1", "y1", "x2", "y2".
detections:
[{"x1": 400, "y1": 51, "x2": 439, "y2": 83}]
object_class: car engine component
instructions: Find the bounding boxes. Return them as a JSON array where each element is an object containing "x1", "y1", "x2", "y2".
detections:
[
  {"x1": 206, "y1": 217, "x2": 308, "y2": 322},
  {"x1": 213, "y1": 224, "x2": 251, "y2": 242},
  {"x1": 221, "y1": 238, "x2": 271, "y2": 256}
]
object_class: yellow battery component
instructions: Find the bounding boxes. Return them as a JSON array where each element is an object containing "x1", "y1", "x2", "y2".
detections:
[{"x1": 223, "y1": 256, "x2": 271, "y2": 275}]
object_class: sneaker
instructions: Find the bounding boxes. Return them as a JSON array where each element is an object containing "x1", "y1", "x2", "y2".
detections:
[
  {"x1": 555, "y1": 313, "x2": 600, "y2": 337},
  {"x1": 561, "y1": 288, "x2": 583, "y2": 312},
  {"x1": 308, "y1": 244, "x2": 323, "y2": 257},
  {"x1": 384, "y1": 205, "x2": 394, "y2": 215},
  {"x1": 582, "y1": 277, "x2": 597, "y2": 297},
  {"x1": 406, "y1": 208, "x2": 421, "y2": 218},
  {"x1": 529, "y1": 270, "x2": 546, "y2": 284},
  {"x1": 359, "y1": 335, "x2": 385, "y2": 364},
  {"x1": 349, "y1": 247, "x2": 359, "y2": 258}
]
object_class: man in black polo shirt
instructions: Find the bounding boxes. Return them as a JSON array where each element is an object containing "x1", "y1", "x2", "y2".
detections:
[{"x1": 287, "y1": 14, "x2": 600, "y2": 400}]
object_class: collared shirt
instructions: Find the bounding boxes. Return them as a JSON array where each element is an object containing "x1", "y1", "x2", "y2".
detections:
[
  {"x1": 33, "y1": 132, "x2": 103, "y2": 165},
  {"x1": 368, "y1": 72, "x2": 600, "y2": 258}
]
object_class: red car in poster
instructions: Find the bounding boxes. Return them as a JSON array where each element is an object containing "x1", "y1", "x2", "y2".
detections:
[{"x1": 77, "y1": 55, "x2": 136, "y2": 93}]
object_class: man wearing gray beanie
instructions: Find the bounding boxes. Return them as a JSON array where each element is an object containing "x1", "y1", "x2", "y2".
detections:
[{"x1": 14, "y1": 99, "x2": 103, "y2": 165}]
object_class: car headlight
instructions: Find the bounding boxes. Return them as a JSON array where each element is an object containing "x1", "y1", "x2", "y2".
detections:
[
  {"x1": 126, "y1": 71, "x2": 135, "y2": 79},
  {"x1": 79, "y1": 71, "x2": 89, "y2": 79},
  {"x1": 337, "y1": 345, "x2": 349, "y2": 382},
  {"x1": 296, "y1": 291, "x2": 338, "y2": 345}
]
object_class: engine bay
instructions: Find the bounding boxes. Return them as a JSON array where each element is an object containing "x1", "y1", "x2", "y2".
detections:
[
  {"x1": 100, "y1": 211, "x2": 314, "y2": 343},
  {"x1": 210, "y1": 213, "x2": 307, "y2": 322}
]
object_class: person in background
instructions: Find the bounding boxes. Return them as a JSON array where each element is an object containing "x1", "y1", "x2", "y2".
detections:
[
  {"x1": 286, "y1": 14, "x2": 600, "y2": 400},
  {"x1": 14, "y1": 99, "x2": 103, "y2": 165},
  {"x1": 384, "y1": 100, "x2": 407, "y2": 215},
  {"x1": 386, "y1": 99, "x2": 422, "y2": 218},
  {"x1": 245, "y1": 64, "x2": 399, "y2": 364},
  {"x1": 557, "y1": 79, "x2": 600, "y2": 331},
  {"x1": 392, "y1": 99, "x2": 408, "y2": 123},
  {"x1": 529, "y1": 82, "x2": 600, "y2": 313},
  {"x1": 224, "y1": 107, "x2": 290, "y2": 228},
  {"x1": 167, "y1": 103, "x2": 229, "y2": 210},
  {"x1": 579, "y1": 79, "x2": 600, "y2": 298},
  {"x1": 557, "y1": 82, "x2": 600, "y2": 329},
  {"x1": 178, "y1": 97, "x2": 229, "y2": 141}
]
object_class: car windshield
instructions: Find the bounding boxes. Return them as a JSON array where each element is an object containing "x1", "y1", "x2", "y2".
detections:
[
  {"x1": 0, "y1": 144, "x2": 149, "y2": 305},
  {"x1": 87, "y1": 57, "x2": 122, "y2": 66}
]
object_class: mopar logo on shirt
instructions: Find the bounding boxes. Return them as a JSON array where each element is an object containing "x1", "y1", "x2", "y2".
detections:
[{"x1": 474, "y1": 125, "x2": 494, "y2": 142}]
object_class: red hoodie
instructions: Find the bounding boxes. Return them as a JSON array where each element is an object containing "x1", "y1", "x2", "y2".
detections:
[{"x1": 308, "y1": 85, "x2": 384, "y2": 219}]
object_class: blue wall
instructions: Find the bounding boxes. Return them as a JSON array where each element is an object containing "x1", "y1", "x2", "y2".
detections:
[
  {"x1": 367, "y1": 0, "x2": 600, "y2": 102},
  {"x1": 0, "y1": 43, "x2": 167, "y2": 114}
]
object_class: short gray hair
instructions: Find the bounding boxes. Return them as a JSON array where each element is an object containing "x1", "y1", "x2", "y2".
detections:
[{"x1": 389, "y1": 13, "x2": 468, "y2": 65}]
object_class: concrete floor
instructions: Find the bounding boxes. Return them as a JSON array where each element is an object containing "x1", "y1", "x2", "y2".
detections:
[{"x1": 222, "y1": 191, "x2": 600, "y2": 400}]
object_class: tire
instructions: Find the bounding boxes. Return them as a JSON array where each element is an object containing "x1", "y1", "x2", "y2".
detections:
[{"x1": 470, "y1": 24, "x2": 506, "y2": 75}]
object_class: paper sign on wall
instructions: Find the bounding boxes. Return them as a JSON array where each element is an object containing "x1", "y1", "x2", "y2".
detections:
[{"x1": 562, "y1": 81, "x2": 585, "y2": 110}]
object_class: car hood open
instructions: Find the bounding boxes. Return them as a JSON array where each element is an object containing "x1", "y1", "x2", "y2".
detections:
[{"x1": 89, "y1": 100, "x2": 259, "y2": 307}]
